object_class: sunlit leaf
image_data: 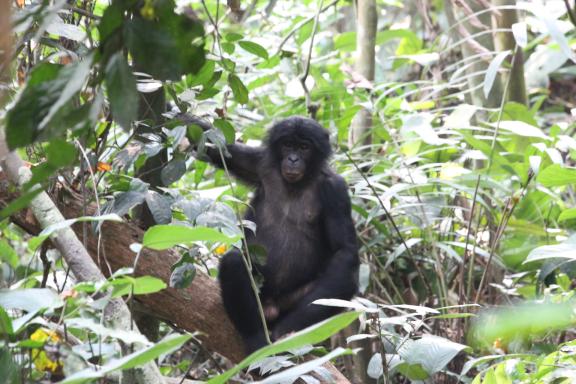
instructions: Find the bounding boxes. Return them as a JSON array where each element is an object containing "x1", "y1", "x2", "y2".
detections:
[
  {"x1": 208, "y1": 311, "x2": 360, "y2": 384},
  {"x1": 142, "y1": 225, "x2": 240, "y2": 250},
  {"x1": 537, "y1": 164, "x2": 576, "y2": 187},
  {"x1": 60, "y1": 334, "x2": 191, "y2": 384},
  {"x1": 106, "y1": 52, "x2": 138, "y2": 130},
  {"x1": 484, "y1": 50, "x2": 510, "y2": 98},
  {"x1": 238, "y1": 40, "x2": 269, "y2": 60}
]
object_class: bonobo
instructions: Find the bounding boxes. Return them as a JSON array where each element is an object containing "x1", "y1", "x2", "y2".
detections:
[{"x1": 198, "y1": 116, "x2": 358, "y2": 353}]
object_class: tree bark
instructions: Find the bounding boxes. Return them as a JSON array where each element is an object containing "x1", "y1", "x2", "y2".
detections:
[
  {"x1": 348, "y1": 0, "x2": 377, "y2": 148},
  {"x1": 0, "y1": 146, "x2": 167, "y2": 384},
  {"x1": 0, "y1": 174, "x2": 351, "y2": 384},
  {"x1": 0, "y1": 4, "x2": 166, "y2": 382},
  {"x1": 445, "y1": 0, "x2": 503, "y2": 108},
  {"x1": 492, "y1": 0, "x2": 527, "y2": 105}
]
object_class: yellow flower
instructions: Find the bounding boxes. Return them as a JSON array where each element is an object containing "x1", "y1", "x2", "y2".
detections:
[
  {"x1": 30, "y1": 328, "x2": 62, "y2": 373},
  {"x1": 439, "y1": 162, "x2": 467, "y2": 180},
  {"x1": 214, "y1": 244, "x2": 227, "y2": 255}
]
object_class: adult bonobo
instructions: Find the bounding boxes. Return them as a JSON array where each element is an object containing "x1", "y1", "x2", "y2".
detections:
[{"x1": 198, "y1": 116, "x2": 358, "y2": 353}]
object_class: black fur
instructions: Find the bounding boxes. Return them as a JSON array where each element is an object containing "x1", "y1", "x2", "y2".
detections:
[{"x1": 204, "y1": 116, "x2": 358, "y2": 353}]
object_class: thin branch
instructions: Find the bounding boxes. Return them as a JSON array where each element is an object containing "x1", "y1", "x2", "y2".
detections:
[{"x1": 276, "y1": 0, "x2": 338, "y2": 55}]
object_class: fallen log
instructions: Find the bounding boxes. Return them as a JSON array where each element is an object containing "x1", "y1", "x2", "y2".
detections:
[{"x1": 0, "y1": 174, "x2": 351, "y2": 383}]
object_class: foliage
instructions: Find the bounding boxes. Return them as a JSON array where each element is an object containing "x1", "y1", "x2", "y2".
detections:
[{"x1": 2, "y1": 0, "x2": 576, "y2": 382}]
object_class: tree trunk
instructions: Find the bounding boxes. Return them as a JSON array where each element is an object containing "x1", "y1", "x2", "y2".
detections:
[
  {"x1": 0, "y1": 174, "x2": 351, "y2": 384},
  {"x1": 492, "y1": 0, "x2": 527, "y2": 105},
  {"x1": 445, "y1": 0, "x2": 503, "y2": 108},
  {"x1": 348, "y1": 0, "x2": 377, "y2": 147}
]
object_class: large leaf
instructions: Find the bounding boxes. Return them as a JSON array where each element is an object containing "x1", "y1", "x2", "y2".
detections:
[
  {"x1": 483, "y1": 50, "x2": 510, "y2": 98},
  {"x1": 208, "y1": 311, "x2": 360, "y2": 384},
  {"x1": 39, "y1": 55, "x2": 93, "y2": 129},
  {"x1": 255, "y1": 347, "x2": 351, "y2": 384},
  {"x1": 472, "y1": 302, "x2": 575, "y2": 344},
  {"x1": 60, "y1": 333, "x2": 191, "y2": 384},
  {"x1": 123, "y1": 0, "x2": 205, "y2": 80},
  {"x1": 39, "y1": 214, "x2": 122, "y2": 237},
  {"x1": 399, "y1": 335, "x2": 469, "y2": 376},
  {"x1": 524, "y1": 235, "x2": 576, "y2": 263},
  {"x1": 142, "y1": 225, "x2": 241, "y2": 250},
  {"x1": 0, "y1": 288, "x2": 63, "y2": 314},
  {"x1": 65, "y1": 317, "x2": 149, "y2": 344},
  {"x1": 109, "y1": 275, "x2": 167, "y2": 297},
  {"x1": 105, "y1": 52, "x2": 138, "y2": 130},
  {"x1": 228, "y1": 74, "x2": 249, "y2": 104},
  {"x1": 537, "y1": 164, "x2": 576, "y2": 187},
  {"x1": 0, "y1": 240, "x2": 18, "y2": 268},
  {"x1": 238, "y1": 40, "x2": 269, "y2": 60},
  {"x1": 5, "y1": 63, "x2": 61, "y2": 148}
]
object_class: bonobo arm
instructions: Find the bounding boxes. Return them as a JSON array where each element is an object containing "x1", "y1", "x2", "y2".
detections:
[
  {"x1": 178, "y1": 115, "x2": 265, "y2": 185},
  {"x1": 271, "y1": 175, "x2": 359, "y2": 338},
  {"x1": 205, "y1": 144, "x2": 264, "y2": 185}
]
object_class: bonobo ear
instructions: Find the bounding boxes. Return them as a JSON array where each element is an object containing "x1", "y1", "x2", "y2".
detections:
[{"x1": 266, "y1": 116, "x2": 331, "y2": 161}]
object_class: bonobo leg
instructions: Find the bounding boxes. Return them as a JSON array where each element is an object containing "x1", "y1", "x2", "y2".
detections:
[
  {"x1": 271, "y1": 278, "x2": 357, "y2": 341},
  {"x1": 218, "y1": 249, "x2": 267, "y2": 353}
]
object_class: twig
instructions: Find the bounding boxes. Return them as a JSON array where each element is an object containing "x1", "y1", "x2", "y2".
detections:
[
  {"x1": 563, "y1": 0, "x2": 576, "y2": 28},
  {"x1": 344, "y1": 151, "x2": 434, "y2": 296},
  {"x1": 458, "y1": 174, "x2": 481, "y2": 305},
  {"x1": 276, "y1": 0, "x2": 338, "y2": 55},
  {"x1": 216, "y1": 146, "x2": 272, "y2": 345},
  {"x1": 299, "y1": 0, "x2": 324, "y2": 118},
  {"x1": 64, "y1": 5, "x2": 101, "y2": 20}
]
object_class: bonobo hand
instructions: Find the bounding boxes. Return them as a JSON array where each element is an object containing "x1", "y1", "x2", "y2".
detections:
[{"x1": 263, "y1": 300, "x2": 279, "y2": 323}]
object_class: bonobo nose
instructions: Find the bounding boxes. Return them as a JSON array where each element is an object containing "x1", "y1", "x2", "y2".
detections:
[{"x1": 288, "y1": 155, "x2": 299, "y2": 163}]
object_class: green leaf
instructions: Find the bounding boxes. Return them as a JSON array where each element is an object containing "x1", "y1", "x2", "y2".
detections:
[
  {"x1": 110, "y1": 276, "x2": 167, "y2": 297},
  {"x1": 208, "y1": 311, "x2": 360, "y2": 384},
  {"x1": 0, "y1": 239, "x2": 18, "y2": 268},
  {"x1": 188, "y1": 60, "x2": 215, "y2": 87},
  {"x1": 0, "y1": 288, "x2": 64, "y2": 314},
  {"x1": 472, "y1": 302, "x2": 576, "y2": 344},
  {"x1": 238, "y1": 40, "x2": 269, "y2": 59},
  {"x1": 170, "y1": 262, "x2": 196, "y2": 289},
  {"x1": 98, "y1": 1, "x2": 124, "y2": 43},
  {"x1": 60, "y1": 334, "x2": 191, "y2": 384},
  {"x1": 0, "y1": 306, "x2": 14, "y2": 336},
  {"x1": 558, "y1": 208, "x2": 576, "y2": 222},
  {"x1": 524, "y1": 236, "x2": 576, "y2": 262},
  {"x1": 228, "y1": 74, "x2": 249, "y2": 104},
  {"x1": 142, "y1": 225, "x2": 241, "y2": 250},
  {"x1": 257, "y1": 347, "x2": 352, "y2": 383},
  {"x1": 5, "y1": 63, "x2": 61, "y2": 148},
  {"x1": 65, "y1": 317, "x2": 148, "y2": 344},
  {"x1": 106, "y1": 52, "x2": 139, "y2": 130},
  {"x1": 0, "y1": 349, "x2": 20, "y2": 383},
  {"x1": 160, "y1": 159, "x2": 187, "y2": 185},
  {"x1": 0, "y1": 186, "x2": 43, "y2": 221},
  {"x1": 484, "y1": 50, "x2": 510, "y2": 98},
  {"x1": 39, "y1": 214, "x2": 122, "y2": 238},
  {"x1": 213, "y1": 119, "x2": 235, "y2": 143},
  {"x1": 39, "y1": 55, "x2": 93, "y2": 129},
  {"x1": 225, "y1": 32, "x2": 243, "y2": 42},
  {"x1": 123, "y1": 0, "x2": 205, "y2": 81},
  {"x1": 46, "y1": 139, "x2": 77, "y2": 167},
  {"x1": 537, "y1": 164, "x2": 576, "y2": 187},
  {"x1": 399, "y1": 335, "x2": 469, "y2": 376}
]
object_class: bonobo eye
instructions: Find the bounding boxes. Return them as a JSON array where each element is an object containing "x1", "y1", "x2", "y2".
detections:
[
  {"x1": 282, "y1": 141, "x2": 294, "y2": 150},
  {"x1": 299, "y1": 143, "x2": 310, "y2": 150}
]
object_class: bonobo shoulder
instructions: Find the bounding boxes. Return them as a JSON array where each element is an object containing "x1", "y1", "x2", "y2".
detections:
[{"x1": 319, "y1": 171, "x2": 351, "y2": 206}]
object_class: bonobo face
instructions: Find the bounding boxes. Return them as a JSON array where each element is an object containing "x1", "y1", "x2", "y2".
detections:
[{"x1": 280, "y1": 138, "x2": 313, "y2": 183}]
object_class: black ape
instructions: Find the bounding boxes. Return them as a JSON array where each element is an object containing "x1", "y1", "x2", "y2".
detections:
[{"x1": 202, "y1": 116, "x2": 358, "y2": 353}]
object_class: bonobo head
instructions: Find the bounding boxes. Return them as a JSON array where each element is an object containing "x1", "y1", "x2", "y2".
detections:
[{"x1": 266, "y1": 117, "x2": 332, "y2": 184}]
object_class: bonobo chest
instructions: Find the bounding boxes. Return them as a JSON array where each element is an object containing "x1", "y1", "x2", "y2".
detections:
[{"x1": 257, "y1": 182, "x2": 321, "y2": 231}]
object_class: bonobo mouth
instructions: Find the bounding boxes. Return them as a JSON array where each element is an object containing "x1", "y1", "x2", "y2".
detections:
[{"x1": 283, "y1": 172, "x2": 303, "y2": 183}]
